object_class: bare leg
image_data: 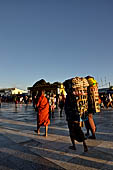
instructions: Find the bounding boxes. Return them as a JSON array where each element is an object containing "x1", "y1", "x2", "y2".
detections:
[
  {"x1": 69, "y1": 136, "x2": 76, "y2": 150},
  {"x1": 52, "y1": 111, "x2": 54, "y2": 118},
  {"x1": 60, "y1": 108, "x2": 63, "y2": 117},
  {"x1": 34, "y1": 125, "x2": 40, "y2": 135},
  {"x1": 83, "y1": 140, "x2": 88, "y2": 152},
  {"x1": 88, "y1": 114, "x2": 96, "y2": 138},
  {"x1": 85, "y1": 119, "x2": 90, "y2": 137},
  {"x1": 37, "y1": 128, "x2": 40, "y2": 135},
  {"x1": 44, "y1": 126, "x2": 48, "y2": 137},
  {"x1": 37, "y1": 125, "x2": 40, "y2": 134}
]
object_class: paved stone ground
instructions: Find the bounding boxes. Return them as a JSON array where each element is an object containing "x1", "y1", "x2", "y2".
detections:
[{"x1": 0, "y1": 103, "x2": 113, "y2": 170}]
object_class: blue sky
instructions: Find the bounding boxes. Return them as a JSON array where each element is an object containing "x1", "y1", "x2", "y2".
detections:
[{"x1": 0, "y1": 0, "x2": 113, "y2": 90}]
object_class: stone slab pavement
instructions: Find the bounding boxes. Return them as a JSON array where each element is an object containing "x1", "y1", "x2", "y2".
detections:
[{"x1": 0, "y1": 103, "x2": 113, "y2": 170}]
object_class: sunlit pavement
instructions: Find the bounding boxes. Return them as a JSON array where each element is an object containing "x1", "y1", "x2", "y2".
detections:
[{"x1": 0, "y1": 103, "x2": 113, "y2": 170}]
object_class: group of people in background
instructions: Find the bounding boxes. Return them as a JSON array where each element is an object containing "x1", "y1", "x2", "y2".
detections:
[
  {"x1": 99, "y1": 93, "x2": 113, "y2": 108},
  {"x1": 0, "y1": 94, "x2": 32, "y2": 105}
]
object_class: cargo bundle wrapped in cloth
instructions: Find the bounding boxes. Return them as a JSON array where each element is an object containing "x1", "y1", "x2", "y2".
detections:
[{"x1": 63, "y1": 77, "x2": 89, "y2": 127}]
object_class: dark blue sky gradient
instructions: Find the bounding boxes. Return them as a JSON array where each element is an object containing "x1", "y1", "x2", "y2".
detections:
[{"x1": 0, "y1": 0, "x2": 113, "y2": 89}]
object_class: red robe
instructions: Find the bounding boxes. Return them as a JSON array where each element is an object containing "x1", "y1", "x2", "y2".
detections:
[{"x1": 37, "y1": 94, "x2": 50, "y2": 126}]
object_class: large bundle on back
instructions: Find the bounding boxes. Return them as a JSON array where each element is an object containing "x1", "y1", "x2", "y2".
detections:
[
  {"x1": 64, "y1": 77, "x2": 88, "y2": 90},
  {"x1": 64, "y1": 77, "x2": 89, "y2": 126},
  {"x1": 86, "y1": 76, "x2": 100, "y2": 113},
  {"x1": 64, "y1": 76, "x2": 100, "y2": 126}
]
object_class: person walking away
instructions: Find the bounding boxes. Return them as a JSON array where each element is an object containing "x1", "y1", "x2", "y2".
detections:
[
  {"x1": 59, "y1": 92, "x2": 65, "y2": 117},
  {"x1": 107, "y1": 94, "x2": 113, "y2": 108},
  {"x1": 14, "y1": 95, "x2": 18, "y2": 108},
  {"x1": 0, "y1": 95, "x2": 2, "y2": 108},
  {"x1": 24, "y1": 95, "x2": 28, "y2": 110},
  {"x1": 34, "y1": 90, "x2": 50, "y2": 137},
  {"x1": 85, "y1": 76, "x2": 97, "y2": 139},
  {"x1": 64, "y1": 91, "x2": 88, "y2": 152},
  {"x1": 33, "y1": 95, "x2": 37, "y2": 109},
  {"x1": 50, "y1": 94, "x2": 55, "y2": 118},
  {"x1": 46, "y1": 94, "x2": 51, "y2": 119}
]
